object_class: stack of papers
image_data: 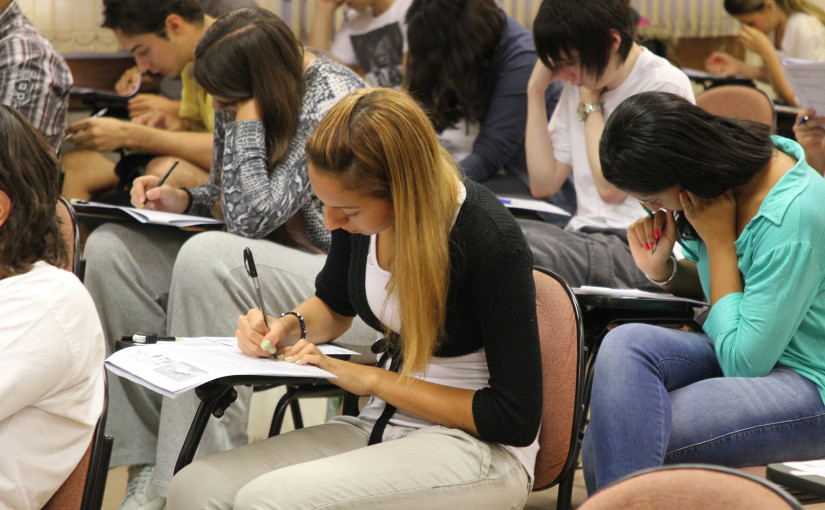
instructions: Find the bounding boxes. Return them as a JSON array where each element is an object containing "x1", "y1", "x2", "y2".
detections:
[
  {"x1": 783, "y1": 58, "x2": 825, "y2": 112},
  {"x1": 105, "y1": 337, "x2": 358, "y2": 398},
  {"x1": 71, "y1": 200, "x2": 224, "y2": 228}
]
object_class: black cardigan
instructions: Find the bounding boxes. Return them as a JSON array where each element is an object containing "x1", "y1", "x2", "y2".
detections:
[{"x1": 315, "y1": 180, "x2": 542, "y2": 447}]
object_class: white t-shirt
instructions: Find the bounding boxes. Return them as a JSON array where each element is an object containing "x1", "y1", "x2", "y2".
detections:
[
  {"x1": 330, "y1": 0, "x2": 413, "y2": 88},
  {"x1": 548, "y1": 48, "x2": 695, "y2": 231},
  {"x1": 438, "y1": 120, "x2": 481, "y2": 165},
  {"x1": 0, "y1": 262, "x2": 105, "y2": 510},
  {"x1": 778, "y1": 11, "x2": 825, "y2": 62},
  {"x1": 357, "y1": 184, "x2": 541, "y2": 480}
]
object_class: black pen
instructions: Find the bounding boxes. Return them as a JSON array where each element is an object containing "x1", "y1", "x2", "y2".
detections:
[
  {"x1": 140, "y1": 160, "x2": 179, "y2": 208},
  {"x1": 641, "y1": 204, "x2": 697, "y2": 259},
  {"x1": 243, "y1": 247, "x2": 269, "y2": 328}
]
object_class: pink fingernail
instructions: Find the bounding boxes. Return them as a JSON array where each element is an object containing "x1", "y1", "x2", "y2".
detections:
[{"x1": 654, "y1": 230, "x2": 660, "y2": 239}]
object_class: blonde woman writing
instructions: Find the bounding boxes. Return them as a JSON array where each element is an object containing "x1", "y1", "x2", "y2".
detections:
[{"x1": 166, "y1": 88, "x2": 543, "y2": 509}]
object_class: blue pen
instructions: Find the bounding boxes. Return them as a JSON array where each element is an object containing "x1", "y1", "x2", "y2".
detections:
[
  {"x1": 640, "y1": 204, "x2": 697, "y2": 259},
  {"x1": 797, "y1": 115, "x2": 810, "y2": 126}
]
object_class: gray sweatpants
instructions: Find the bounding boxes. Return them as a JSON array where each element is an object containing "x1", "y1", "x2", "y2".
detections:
[
  {"x1": 518, "y1": 218, "x2": 660, "y2": 291},
  {"x1": 84, "y1": 224, "x2": 374, "y2": 496}
]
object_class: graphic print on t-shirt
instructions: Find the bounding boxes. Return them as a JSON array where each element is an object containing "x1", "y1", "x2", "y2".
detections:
[{"x1": 351, "y1": 23, "x2": 404, "y2": 88}]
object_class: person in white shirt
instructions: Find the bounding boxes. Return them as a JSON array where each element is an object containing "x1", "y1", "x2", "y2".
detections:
[
  {"x1": 0, "y1": 104, "x2": 105, "y2": 510},
  {"x1": 705, "y1": 0, "x2": 825, "y2": 106},
  {"x1": 520, "y1": 0, "x2": 695, "y2": 290},
  {"x1": 307, "y1": 0, "x2": 411, "y2": 88}
]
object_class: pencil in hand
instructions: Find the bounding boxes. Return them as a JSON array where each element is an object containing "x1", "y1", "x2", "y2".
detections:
[
  {"x1": 640, "y1": 203, "x2": 697, "y2": 259},
  {"x1": 140, "y1": 160, "x2": 180, "y2": 209},
  {"x1": 64, "y1": 107, "x2": 109, "y2": 141}
]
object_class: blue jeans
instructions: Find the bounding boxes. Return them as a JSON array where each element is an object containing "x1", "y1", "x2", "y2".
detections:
[{"x1": 582, "y1": 323, "x2": 825, "y2": 494}]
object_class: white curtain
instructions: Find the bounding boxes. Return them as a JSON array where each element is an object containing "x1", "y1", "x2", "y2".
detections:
[
  {"x1": 631, "y1": 0, "x2": 739, "y2": 38},
  {"x1": 18, "y1": 0, "x2": 743, "y2": 54},
  {"x1": 15, "y1": 0, "x2": 293, "y2": 53}
]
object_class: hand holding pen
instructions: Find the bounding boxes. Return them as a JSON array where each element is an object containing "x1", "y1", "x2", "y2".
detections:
[
  {"x1": 628, "y1": 206, "x2": 680, "y2": 283},
  {"x1": 130, "y1": 161, "x2": 190, "y2": 212},
  {"x1": 241, "y1": 247, "x2": 281, "y2": 357},
  {"x1": 63, "y1": 107, "x2": 108, "y2": 141},
  {"x1": 793, "y1": 109, "x2": 825, "y2": 174},
  {"x1": 139, "y1": 160, "x2": 179, "y2": 208}
]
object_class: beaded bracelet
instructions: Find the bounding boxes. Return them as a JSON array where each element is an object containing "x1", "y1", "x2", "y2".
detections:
[
  {"x1": 645, "y1": 255, "x2": 678, "y2": 286},
  {"x1": 280, "y1": 311, "x2": 306, "y2": 339}
]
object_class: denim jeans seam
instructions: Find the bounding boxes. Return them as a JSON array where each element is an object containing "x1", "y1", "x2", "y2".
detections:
[
  {"x1": 654, "y1": 356, "x2": 721, "y2": 383},
  {"x1": 665, "y1": 411, "x2": 825, "y2": 460}
]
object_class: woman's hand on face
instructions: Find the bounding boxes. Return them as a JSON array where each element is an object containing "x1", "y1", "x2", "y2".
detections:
[
  {"x1": 234, "y1": 98, "x2": 263, "y2": 122},
  {"x1": 236, "y1": 309, "x2": 286, "y2": 358},
  {"x1": 681, "y1": 190, "x2": 737, "y2": 247},
  {"x1": 738, "y1": 24, "x2": 774, "y2": 57},
  {"x1": 627, "y1": 208, "x2": 678, "y2": 280}
]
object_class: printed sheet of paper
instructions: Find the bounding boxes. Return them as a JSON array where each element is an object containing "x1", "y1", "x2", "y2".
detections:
[
  {"x1": 783, "y1": 58, "x2": 825, "y2": 112},
  {"x1": 105, "y1": 337, "x2": 358, "y2": 398}
]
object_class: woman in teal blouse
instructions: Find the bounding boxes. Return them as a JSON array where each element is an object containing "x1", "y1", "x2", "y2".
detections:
[{"x1": 582, "y1": 91, "x2": 825, "y2": 493}]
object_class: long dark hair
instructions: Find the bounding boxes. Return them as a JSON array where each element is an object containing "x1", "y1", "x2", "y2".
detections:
[
  {"x1": 600, "y1": 91, "x2": 773, "y2": 236},
  {"x1": 0, "y1": 106, "x2": 67, "y2": 277},
  {"x1": 194, "y1": 7, "x2": 304, "y2": 167},
  {"x1": 404, "y1": 0, "x2": 504, "y2": 132}
]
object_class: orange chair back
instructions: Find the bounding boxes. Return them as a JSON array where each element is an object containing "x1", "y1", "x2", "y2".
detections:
[{"x1": 532, "y1": 268, "x2": 585, "y2": 490}]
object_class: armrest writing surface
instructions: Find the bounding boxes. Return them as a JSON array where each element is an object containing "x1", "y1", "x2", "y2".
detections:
[
  {"x1": 768, "y1": 461, "x2": 825, "y2": 498},
  {"x1": 573, "y1": 288, "x2": 706, "y2": 348}
]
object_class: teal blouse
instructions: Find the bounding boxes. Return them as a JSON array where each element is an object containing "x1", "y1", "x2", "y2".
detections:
[{"x1": 683, "y1": 136, "x2": 825, "y2": 402}]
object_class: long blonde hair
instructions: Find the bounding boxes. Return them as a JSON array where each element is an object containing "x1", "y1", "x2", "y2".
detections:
[
  {"x1": 725, "y1": 0, "x2": 825, "y2": 26},
  {"x1": 306, "y1": 88, "x2": 460, "y2": 378}
]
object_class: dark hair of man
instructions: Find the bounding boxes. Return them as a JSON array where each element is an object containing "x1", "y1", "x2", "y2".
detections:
[
  {"x1": 534, "y1": 0, "x2": 635, "y2": 81},
  {"x1": 0, "y1": 105, "x2": 67, "y2": 278},
  {"x1": 194, "y1": 7, "x2": 304, "y2": 167},
  {"x1": 600, "y1": 91, "x2": 773, "y2": 237},
  {"x1": 404, "y1": 0, "x2": 504, "y2": 132},
  {"x1": 102, "y1": 0, "x2": 204, "y2": 37}
]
